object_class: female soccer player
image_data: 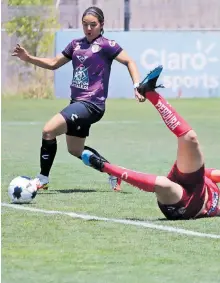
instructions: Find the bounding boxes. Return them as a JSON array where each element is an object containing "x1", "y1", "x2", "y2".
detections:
[
  {"x1": 12, "y1": 6, "x2": 144, "y2": 191},
  {"x1": 82, "y1": 66, "x2": 220, "y2": 220}
]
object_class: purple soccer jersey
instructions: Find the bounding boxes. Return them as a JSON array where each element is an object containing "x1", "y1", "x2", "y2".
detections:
[{"x1": 62, "y1": 35, "x2": 122, "y2": 109}]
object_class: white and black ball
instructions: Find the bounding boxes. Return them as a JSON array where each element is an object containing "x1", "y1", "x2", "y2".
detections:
[{"x1": 8, "y1": 176, "x2": 37, "y2": 204}]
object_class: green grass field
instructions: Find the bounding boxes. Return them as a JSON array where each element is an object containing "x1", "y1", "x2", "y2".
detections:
[{"x1": 2, "y1": 97, "x2": 220, "y2": 283}]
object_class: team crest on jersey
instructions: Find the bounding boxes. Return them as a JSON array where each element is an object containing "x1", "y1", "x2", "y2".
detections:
[
  {"x1": 76, "y1": 55, "x2": 88, "y2": 63},
  {"x1": 108, "y1": 40, "x2": 116, "y2": 47},
  {"x1": 72, "y1": 65, "x2": 89, "y2": 90},
  {"x1": 91, "y1": 44, "x2": 101, "y2": 53},
  {"x1": 74, "y1": 43, "x2": 81, "y2": 51}
]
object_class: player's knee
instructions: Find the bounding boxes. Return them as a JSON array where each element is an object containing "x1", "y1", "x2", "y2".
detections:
[
  {"x1": 182, "y1": 130, "x2": 199, "y2": 145},
  {"x1": 155, "y1": 176, "x2": 172, "y2": 190},
  {"x1": 42, "y1": 125, "x2": 56, "y2": 140},
  {"x1": 185, "y1": 130, "x2": 199, "y2": 145}
]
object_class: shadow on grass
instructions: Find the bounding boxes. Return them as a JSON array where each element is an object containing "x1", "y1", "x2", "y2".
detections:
[
  {"x1": 126, "y1": 217, "x2": 203, "y2": 222},
  {"x1": 126, "y1": 217, "x2": 168, "y2": 221},
  {"x1": 38, "y1": 188, "x2": 132, "y2": 194},
  {"x1": 37, "y1": 188, "x2": 97, "y2": 194}
]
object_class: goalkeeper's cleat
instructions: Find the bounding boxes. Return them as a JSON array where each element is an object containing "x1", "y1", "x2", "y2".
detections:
[
  {"x1": 33, "y1": 174, "x2": 49, "y2": 190},
  {"x1": 137, "y1": 65, "x2": 164, "y2": 97},
  {"x1": 109, "y1": 175, "x2": 122, "y2": 191}
]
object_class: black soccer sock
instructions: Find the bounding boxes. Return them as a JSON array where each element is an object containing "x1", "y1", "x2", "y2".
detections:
[
  {"x1": 79, "y1": 145, "x2": 113, "y2": 175},
  {"x1": 78, "y1": 146, "x2": 109, "y2": 163},
  {"x1": 40, "y1": 138, "x2": 57, "y2": 177},
  {"x1": 84, "y1": 146, "x2": 109, "y2": 163}
]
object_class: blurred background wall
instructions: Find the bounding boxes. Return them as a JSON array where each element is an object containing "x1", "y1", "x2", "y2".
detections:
[{"x1": 2, "y1": 0, "x2": 220, "y2": 97}]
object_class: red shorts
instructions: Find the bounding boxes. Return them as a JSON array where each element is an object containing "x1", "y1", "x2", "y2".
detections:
[{"x1": 158, "y1": 162, "x2": 206, "y2": 220}]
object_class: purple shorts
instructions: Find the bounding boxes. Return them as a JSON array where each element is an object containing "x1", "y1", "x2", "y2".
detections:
[{"x1": 60, "y1": 100, "x2": 104, "y2": 137}]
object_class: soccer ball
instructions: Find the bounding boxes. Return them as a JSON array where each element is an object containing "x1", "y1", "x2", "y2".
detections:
[{"x1": 8, "y1": 176, "x2": 37, "y2": 204}]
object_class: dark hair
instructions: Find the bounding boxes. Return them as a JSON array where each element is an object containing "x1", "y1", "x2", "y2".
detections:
[{"x1": 82, "y1": 6, "x2": 104, "y2": 34}]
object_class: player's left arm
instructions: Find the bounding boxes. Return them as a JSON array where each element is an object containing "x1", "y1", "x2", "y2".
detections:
[
  {"x1": 205, "y1": 168, "x2": 220, "y2": 183},
  {"x1": 115, "y1": 50, "x2": 145, "y2": 102}
]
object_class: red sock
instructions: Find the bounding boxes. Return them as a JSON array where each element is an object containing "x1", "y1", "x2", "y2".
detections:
[
  {"x1": 146, "y1": 91, "x2": 192, "y2": 137},
  {"x1": 103, "y1": 163, "x2": 156, "y2": 192}
]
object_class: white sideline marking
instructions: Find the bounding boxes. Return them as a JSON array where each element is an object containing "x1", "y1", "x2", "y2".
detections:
[{"x1": 2, "y1": 203, "x2": 220, "y2": 239}]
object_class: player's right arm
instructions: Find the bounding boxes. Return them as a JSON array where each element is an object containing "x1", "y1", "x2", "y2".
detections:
[
  {"x1": 205, "y1": 168, "x2": 220, "y2": 183},
  {"x1": 12, "y1": 44, "x2": 70, "y2": 70}
]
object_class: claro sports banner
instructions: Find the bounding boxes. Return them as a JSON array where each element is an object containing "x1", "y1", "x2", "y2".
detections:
[{"x1": 55, "y1": 31, "x2": 220, "y2": 99}]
